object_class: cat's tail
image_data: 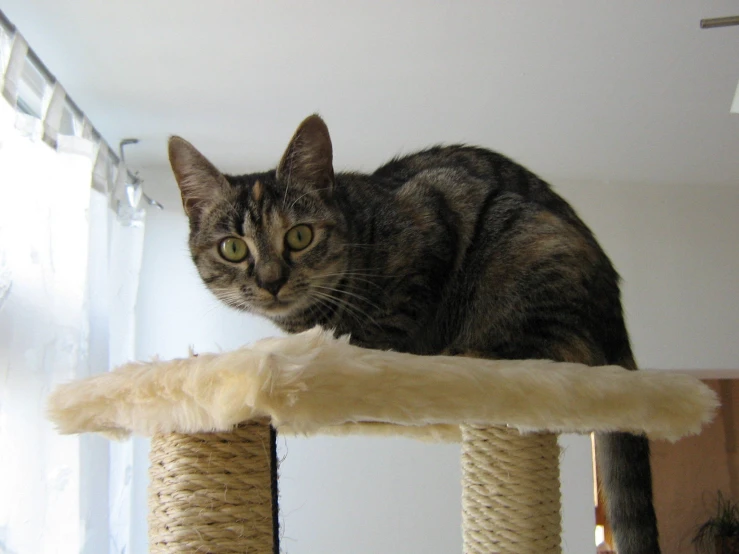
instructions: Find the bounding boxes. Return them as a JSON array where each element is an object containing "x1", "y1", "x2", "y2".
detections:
[{"x1": 595, "y1": 430, "x2": 661, "y2": 554}]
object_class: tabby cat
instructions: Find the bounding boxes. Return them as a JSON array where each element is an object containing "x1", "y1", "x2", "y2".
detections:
[{"x1": 168, "y1": 114, "x2": 659, "y2": 554}]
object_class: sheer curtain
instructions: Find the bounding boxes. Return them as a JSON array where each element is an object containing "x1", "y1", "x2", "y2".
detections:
[{"x1": 0, "y1": 19, "x2": 149, "y2": 554}]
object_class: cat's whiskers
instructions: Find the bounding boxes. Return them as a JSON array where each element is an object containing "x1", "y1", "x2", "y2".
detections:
[
  {"x1": 320, "y1": 270, "x2": 386, "y2": 279},
  {"x1": 306, "y1": 291, "x2": 338, "y2": 319},
  {"x1": 199, "y1": 301, "x2": 228, "y2": 318},
  {"x1": 318, "y1": 271, "x2": 385, "y2": 290},
  {"x1": 336, "y1": 276, "x2": 384, "y2": 290},
  {"x1": 311, "y1": 283, "x2": 382, "y2": 311},
  {"x1": 311, "y1": 283, "x2": 379, "y2": 309},
  {"x1": 320, "y1": 267, "x2": 389, "y2": 279},
  {"x1": 308, "y1": 290, "x2": 382, "y2": 330},
  {"x1": 210, "y1": 287, "x2": 254, "y2": 311}
]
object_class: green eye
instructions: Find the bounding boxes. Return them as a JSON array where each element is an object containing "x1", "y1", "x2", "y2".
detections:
[
  {"x1": 285, "y1": 225, "x2": 313, "y2": 251},
  {"x1": 219, "y1": 237, "x2": 249, "y2": 262}
]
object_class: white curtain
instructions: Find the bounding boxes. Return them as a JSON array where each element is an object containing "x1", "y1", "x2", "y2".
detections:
[{"x1": 0, "y1": 26, "x2": 148, "y2": 554}]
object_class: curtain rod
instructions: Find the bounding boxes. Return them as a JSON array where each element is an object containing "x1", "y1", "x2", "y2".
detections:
[
  {"x1": 700, "y1": 16, "x2": 739, "y2": 29},
  {"x1": 0, "y1": 7, "x2": 162, "y2": 209}
]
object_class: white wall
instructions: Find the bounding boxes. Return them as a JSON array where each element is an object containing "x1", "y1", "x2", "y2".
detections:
[
  {"x1": 135, "y1": 168, "x2": 739, "y2": 554},
  {"x1": 556, "y1": 181, "x2": 739, "y2": 371}
]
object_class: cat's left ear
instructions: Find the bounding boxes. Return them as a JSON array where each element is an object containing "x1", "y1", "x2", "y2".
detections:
[
  {"x1": 277, "y1": 114, "x2": 334, "y2": 194},
  {"x1": 168, "y1": 136, "x2": 230, "y2": 219}
]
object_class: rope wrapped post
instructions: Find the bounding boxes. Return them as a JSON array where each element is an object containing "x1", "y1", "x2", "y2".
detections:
[
  {"x1": 148, "y1": 420, "x2": 279, "y2": 554},
  {"x1": 461, "y1": 425, "x2": 562, "y2": 554}
]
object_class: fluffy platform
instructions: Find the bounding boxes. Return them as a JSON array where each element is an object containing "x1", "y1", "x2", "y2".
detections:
[{"x1": 47, "y1": 328, "x2": 718, "y2": 442}]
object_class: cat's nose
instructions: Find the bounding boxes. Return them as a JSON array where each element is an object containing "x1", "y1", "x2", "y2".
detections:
[
  {"x1": 258, "y1": 277, "x2": 287, "y2": 297},
  {"x1": 255, "y1": 262, "x2": 287, "y2": 297}
]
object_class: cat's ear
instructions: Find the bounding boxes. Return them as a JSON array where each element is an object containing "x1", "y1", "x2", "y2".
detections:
[
  {"x1": 277, "y1": 114, "x2": 334, "y2": 193},
  {"x1": 168, "y1": 136, "x2": 230, "y2": 218}
]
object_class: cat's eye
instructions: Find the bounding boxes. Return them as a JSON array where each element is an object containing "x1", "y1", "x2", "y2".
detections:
[
  {"x1": 219, "y1": 237, "x2": 249, "y2": 262},
  {"x1": 285, "y1": 225, "x2": 313, "y2": 251}
]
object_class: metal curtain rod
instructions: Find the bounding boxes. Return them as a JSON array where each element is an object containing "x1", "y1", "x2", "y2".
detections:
[
  {"x1": 0, "y1": 7, "x2": 163, "y2": 210},
  {"x1": 700, "y1": 16, "x2": 739, "y2": 29}
]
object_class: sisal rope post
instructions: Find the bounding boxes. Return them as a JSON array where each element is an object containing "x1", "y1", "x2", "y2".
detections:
[
  {"x1": 461, "y1": 425, "x2": 562, "y2": 554},
  {"x1": 148, "y1": 420, "x2": 279, "y2": 554}
]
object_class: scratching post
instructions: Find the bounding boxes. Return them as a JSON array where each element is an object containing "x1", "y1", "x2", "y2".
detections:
[
  {"x1": 148, "y1": 421, "x2": 279, "y2": 554},
  {"x1": 461, "y1": 425, "x2": 561, "y2": 554},
  {"x1": 46, "y1": 328, "x2": 718, "y2": 554}
]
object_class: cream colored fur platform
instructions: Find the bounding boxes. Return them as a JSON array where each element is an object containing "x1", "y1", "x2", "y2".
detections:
[{"x1": 47, "y1": 328, "x2": 717, "y2": 442}]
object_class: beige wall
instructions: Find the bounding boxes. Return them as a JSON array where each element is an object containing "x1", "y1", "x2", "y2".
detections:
[{"x1": 652, "y1": 380, "x2": 738, "y2": 553}]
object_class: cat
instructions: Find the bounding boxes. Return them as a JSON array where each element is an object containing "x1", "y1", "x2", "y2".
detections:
[{"x1": 168, "y1": 114, "x2": 660, "y2": 554}]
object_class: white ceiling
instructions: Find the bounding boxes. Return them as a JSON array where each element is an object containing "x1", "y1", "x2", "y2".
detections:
[{"x1": 3, "y1": 1, "x2": 739, "y2": 190}]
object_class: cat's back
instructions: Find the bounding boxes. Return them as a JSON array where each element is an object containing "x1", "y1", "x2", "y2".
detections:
[
  {"x1": 364, "y1": 144, "x2": 625, "y2": 363},
  {"x1": 373, "y1": 145, "x2": 541, "y2": 196},
  {"x1": 369, "y1": 144, "x2": 590, "y2": 234}
]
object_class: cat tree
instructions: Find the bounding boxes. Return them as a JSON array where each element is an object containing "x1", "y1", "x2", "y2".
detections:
[{"x1": 48, "y1": 328, "x2": 718, "y2": 554}]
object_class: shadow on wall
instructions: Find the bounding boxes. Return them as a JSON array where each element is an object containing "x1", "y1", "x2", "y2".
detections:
[{"x1": 555, "y1": 181, "x2": 739, "y2": 371}]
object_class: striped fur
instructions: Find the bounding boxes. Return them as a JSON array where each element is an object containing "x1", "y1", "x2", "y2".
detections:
[{"x1": 169, "y1": 115, "x2": 659, "y2": 553}]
